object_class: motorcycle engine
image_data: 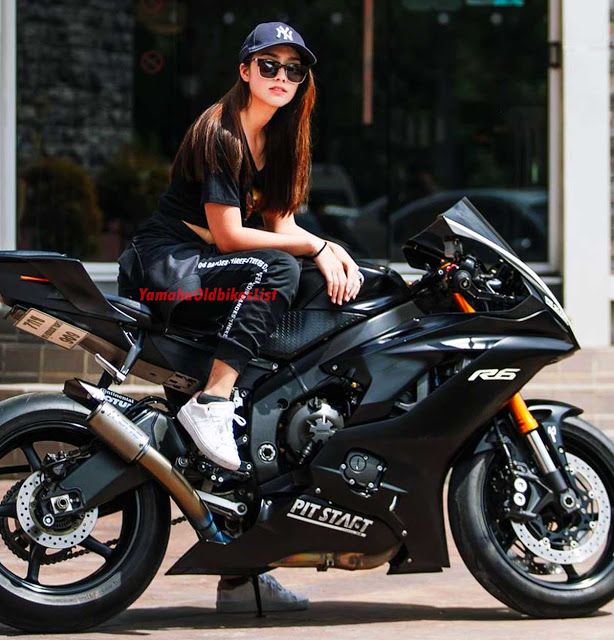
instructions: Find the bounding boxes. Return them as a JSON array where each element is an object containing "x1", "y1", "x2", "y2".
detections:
[{"x1": 283, "y1": 397, "x2": 344, "y2": 465}]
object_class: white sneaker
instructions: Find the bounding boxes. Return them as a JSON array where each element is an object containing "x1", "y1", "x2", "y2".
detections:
[
  {"x1": 216, "y1": 574, "x2": 309, "y2": 613},
  {"x1": 177, "y1": 395, "x2": 246, "y2": 471}
]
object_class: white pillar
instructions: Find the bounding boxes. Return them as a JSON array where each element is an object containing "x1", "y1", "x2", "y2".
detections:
[
  {"x1": 0, "y1": 0, "x2": 16, "y2": 251},
  {"x1": 561, "y1": 0, "x2": 611, "y2": 346}
]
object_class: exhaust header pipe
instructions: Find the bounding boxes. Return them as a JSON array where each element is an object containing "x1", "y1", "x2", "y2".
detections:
[
  {"x1": 86, "y1": 400, "x2": 228, "y2": 543},
  {"x1": 269, "y1": 546, "x2": 400, "y2": 571}
]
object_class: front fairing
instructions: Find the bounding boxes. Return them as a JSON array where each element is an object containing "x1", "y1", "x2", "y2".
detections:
[{"x1": 402, "y1": 197, "x2": 579, "y2": 347}]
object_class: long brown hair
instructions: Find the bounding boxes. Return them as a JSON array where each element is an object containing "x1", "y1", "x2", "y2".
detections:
[{"x1": 171, "y1": 58, "x2": 316, "y2": 218}]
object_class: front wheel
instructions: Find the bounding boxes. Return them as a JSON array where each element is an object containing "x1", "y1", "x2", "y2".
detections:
[{"x1": 449, "y1": 415, "x2": 614, "y2": 618}]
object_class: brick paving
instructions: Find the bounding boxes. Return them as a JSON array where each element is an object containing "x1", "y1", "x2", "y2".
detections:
[{"x1": 0, "y1": 489, "x2": 611, "y2": 639}]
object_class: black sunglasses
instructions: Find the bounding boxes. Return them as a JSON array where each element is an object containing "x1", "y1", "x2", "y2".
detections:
[{"x1": 251, "y1": 57, "x2": 309, "y2": 84}]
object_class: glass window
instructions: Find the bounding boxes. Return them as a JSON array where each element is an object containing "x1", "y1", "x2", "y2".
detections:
[
  {"x1": 380, "y1": 0, "x2": 549, "y2": 263},
  {"x1": 15, "y1": 0, "x2": 548, "y2": 265}
]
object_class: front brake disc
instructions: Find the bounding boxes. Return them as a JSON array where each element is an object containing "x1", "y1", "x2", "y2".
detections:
[{"x1": 510, "y1": 453, "x2": 611, "y2": 564}]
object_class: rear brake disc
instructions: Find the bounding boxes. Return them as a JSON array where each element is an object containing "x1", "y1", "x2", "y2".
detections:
[{"x1": 15, "y1": 471, "x2": 98, "y2": 550}]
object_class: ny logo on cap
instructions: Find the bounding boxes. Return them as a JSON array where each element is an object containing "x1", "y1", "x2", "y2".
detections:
[{"x1": 276, "y1": 25, "x2": 294, "y2": 41}]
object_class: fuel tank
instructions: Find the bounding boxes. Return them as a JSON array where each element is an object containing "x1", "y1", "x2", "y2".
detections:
[{"x1": 259, "y1": 260, "x2": 411, "y2": 360}]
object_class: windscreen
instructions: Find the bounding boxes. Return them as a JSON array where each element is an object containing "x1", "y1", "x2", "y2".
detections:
[
  {"x1": 401, "y1": 197, "x2": 571, "y2": 327},
  {"x1": 403, "y1": 197, "x2": 516, "y2": 269}
]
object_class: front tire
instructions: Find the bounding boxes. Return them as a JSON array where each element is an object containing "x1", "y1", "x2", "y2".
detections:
[
  {"x1": 449, "y1": 415, "x2": 614, "y2": 618},
  {"x1": 0, "y1": 405, "x2": 171, "y2": 633}
]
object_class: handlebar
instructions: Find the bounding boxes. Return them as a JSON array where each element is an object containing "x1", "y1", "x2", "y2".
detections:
[
  {"x1": 407, "y1": 256, "x2": 482, "y2": 297},
  {"x1": 406, "y1": 266, "x2": 446, "y2": 296},
  {"x1": 451, "y1": 269, "x2": 472, "y2": 291},
  {"x1": 406, "y1": 254, "x2": 519, "y2": 310}
]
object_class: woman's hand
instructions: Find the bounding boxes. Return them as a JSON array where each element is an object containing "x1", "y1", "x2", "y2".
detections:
[
  {"x1": 311, "y1": 242, "x2": 348, "y2": 305},
  {"x1": 327, "y1": 241, "x2": 364, "y2": 302},
  {"x1": 312, "y1": 240, "x2": 363, "y2": 305}
]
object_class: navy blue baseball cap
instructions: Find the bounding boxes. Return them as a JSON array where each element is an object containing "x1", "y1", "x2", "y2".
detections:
[{"x1": 239, "y1": 22, "x2": 317, "y2": 66}]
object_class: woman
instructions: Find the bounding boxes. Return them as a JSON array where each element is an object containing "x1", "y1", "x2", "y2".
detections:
[{"x1": 118, "y1": 21, "x2": 364, "y2": 612}]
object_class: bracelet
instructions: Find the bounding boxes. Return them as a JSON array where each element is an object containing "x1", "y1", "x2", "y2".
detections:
[{"x1": 311, "y1": 241, "x2": 328, "y2": 259}]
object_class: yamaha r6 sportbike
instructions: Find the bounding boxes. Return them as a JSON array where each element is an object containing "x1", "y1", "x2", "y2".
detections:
[{"x1": 0, "y1": 198, "x2": 612, "y2": 632}]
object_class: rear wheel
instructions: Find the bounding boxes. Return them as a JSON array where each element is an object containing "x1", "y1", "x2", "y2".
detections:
[
  {"x1": 449, "y1": 416, "x2": 614, "y2": 617},
  {"x1": 0, "y1": 407, "x2": 171, "y2": 633}
]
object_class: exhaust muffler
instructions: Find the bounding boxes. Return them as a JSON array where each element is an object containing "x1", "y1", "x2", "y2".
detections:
[{"x1": 87, "y1": 400, "x2": 228, "y2": 543}]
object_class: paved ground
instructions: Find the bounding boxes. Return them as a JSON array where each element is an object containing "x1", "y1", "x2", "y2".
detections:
[{"x1": 0, "y1": 487, "x2": 612, "y2": 639}]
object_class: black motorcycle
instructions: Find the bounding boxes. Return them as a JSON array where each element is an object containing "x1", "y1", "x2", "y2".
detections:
[{"x1": 0, "y1": 198, "x2": 612, "y2": 633}]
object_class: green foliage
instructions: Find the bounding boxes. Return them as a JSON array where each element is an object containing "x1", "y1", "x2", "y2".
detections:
[{"x1": 19, "y1": 156, "x2": 103, "y2": 259}]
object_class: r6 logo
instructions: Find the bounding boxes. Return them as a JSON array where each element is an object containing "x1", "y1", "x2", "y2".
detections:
[{"x1": 467, "y1": 368, "x2": 521, "y2": 382}]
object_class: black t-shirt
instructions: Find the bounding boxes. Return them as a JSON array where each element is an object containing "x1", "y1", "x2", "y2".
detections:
[{"x1": 157, "y1": 140, "x2": 265, "y2": 230}]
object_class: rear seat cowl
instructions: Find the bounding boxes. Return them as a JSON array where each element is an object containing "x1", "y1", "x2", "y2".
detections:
[{"x1": 105, "y1": 294, "x2": 152, "y2": 328}]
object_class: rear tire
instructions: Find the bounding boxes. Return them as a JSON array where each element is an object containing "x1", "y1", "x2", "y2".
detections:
[
  {"x1": 449, "y1": 416, "x2": 614, "y2": 618},
  {"x1": 0, "y1": 406, "x2": 171, "y2": 633}
]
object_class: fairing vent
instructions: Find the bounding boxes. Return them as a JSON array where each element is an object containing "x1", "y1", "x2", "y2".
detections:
[
  {"x1": 389, "y1": 356, "x2": 472, "y2": 417},
  {"x1": 260, "y1": 310, "x2": 365, "y2": 360}
]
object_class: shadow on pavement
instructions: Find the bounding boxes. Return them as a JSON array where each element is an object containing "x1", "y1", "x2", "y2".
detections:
[
  {"x1": 0, "y1": 600, "x2": 608, "y2": 635},
  {"x1": 88, "y1": 601, "x2": 603, "y2": 633}
]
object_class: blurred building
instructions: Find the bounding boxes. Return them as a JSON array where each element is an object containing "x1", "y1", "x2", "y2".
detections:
[{"x1": 0, "y1": 0, "x2": 610, "y2": 387}]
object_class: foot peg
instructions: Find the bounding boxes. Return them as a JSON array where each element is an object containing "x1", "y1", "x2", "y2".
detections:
[
  {"x1": 196, "y1": 457, "x2": 253, "y2": 483},
  {"x1": 196, "y1": 489, "x2": 248, "y2": 518}
]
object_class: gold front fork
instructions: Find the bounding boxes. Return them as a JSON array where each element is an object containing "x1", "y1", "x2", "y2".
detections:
[{"x1": 452, "y1": 291, "x2": 537, "y2": 432}]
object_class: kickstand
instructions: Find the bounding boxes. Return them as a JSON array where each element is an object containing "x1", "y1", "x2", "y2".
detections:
[{"x1": 251, "y1": 575, "x2": 265, "y2": 618}]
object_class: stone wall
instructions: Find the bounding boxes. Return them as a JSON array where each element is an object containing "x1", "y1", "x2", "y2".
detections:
[{"x1": 16, "y1": 0, "x2": 134, "y2": 171}]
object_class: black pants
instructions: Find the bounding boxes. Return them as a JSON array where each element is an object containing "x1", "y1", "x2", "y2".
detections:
[{"x1": 118, "y1": 212, "x2": 302, "y2": 376}]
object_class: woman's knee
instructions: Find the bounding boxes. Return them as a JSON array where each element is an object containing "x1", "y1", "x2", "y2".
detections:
[{"x1": 263, "y1": 250, "x2": 301, "y2": 287}]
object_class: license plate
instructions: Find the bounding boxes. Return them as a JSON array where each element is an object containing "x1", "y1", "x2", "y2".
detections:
[{"x1": 15, "y1": 309, "x2": 88, "y2": 350}]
